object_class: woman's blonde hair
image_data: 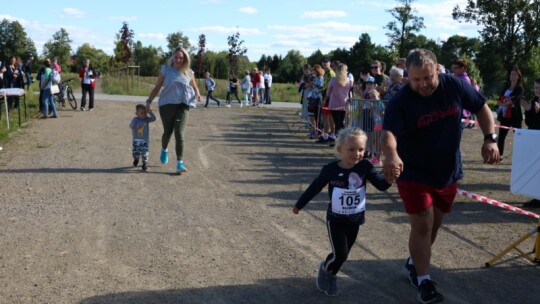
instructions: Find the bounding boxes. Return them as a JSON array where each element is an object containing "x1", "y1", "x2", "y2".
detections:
[
  {"x1": 168, "y1": 47, "x2": 191, "y2": 77},
  {"x1": 335, "y1": 63, "x2": 348, "y2": 86},
  {"x1": 335, "y1": 127, "x2": 367, "y2": 153}
]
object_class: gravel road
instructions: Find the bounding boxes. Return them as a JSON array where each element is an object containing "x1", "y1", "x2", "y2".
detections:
[{"x1": 0, "y1": 91, "x2": 537, "y2": 304}]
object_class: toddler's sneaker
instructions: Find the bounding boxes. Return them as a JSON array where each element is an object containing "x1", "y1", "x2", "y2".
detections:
[
  {"x1": 326, "y1": 275, "x2": 338, "y2": 296},
  {"x1": 316, "y1": 261, "x2": 331, "y2": 292},
  {"x1": 142, "y1": 163, "x2": 148, "y2": 171},
  {"x1": 160, "y1": 149, "x2": 168, "y2": 164},
  {"x1": 176, "y1": 160, "x2": 187, "y2": 173},
  {"x1": 133, "y1": 158, "x2": 139, "y2": 167}
]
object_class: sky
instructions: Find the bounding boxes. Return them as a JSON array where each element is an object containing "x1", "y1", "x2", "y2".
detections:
[{"x1": 1, "y1": 0, "x2": 482, "y2": 62}]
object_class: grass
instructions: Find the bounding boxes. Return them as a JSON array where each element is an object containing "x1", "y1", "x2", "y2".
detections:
[
  {"x1": 100, "y1": 75, "x2": 301, "y2": 103},
  {"x1": 0, "y1": 73, "x2": 79, "y2": 145},
  {"x1": 0, "y1": 83, "x2": 41, "y2": 144}
]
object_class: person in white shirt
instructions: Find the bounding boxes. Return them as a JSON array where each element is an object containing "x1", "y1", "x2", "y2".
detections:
[{"x1": 263, "y1": 68, "x2": 273, "y2": 104}]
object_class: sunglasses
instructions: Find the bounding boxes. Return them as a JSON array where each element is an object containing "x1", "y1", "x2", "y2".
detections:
[{"x1": 371, "y1": 66, "x2": 379, "y2": 69}]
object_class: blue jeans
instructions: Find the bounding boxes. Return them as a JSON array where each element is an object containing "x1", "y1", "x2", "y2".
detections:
[{"x1": 42, "y1": 88, "x2": 58, "y2": 117}]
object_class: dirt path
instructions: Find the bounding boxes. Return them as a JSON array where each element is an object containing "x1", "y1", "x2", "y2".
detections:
[{"x1": 0, "y1": 95, "x2": 537, "y2": 304}]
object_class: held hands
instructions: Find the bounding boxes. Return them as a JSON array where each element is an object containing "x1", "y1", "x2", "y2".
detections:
[{"x1": 382, "y1": 154, "x2": 403, "y2": 184}]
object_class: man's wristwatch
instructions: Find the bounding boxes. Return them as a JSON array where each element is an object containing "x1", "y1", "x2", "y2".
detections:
[{"x1": 484, "y1": 133, "x2": 498, "y2": 143}]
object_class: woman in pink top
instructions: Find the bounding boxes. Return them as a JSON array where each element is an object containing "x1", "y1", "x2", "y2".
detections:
[{"x1": 325, "y1": 63, "x2": 353, "y2": 145}]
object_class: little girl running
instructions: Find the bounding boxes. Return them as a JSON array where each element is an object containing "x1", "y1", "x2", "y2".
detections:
[{"x1": 293, "y1": 127, "x2": 394, "y2": 296}]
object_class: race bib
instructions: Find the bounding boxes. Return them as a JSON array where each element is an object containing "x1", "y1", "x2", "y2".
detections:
[{"x1": 331, "y1": 187, "x2": 366, "y2": 215}]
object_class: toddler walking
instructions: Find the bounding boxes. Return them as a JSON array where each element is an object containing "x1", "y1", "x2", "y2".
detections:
[
  {"x1": 293, "y1": 127, "x2": 394, "y2": 296},
  {"x1": 130, "y1": 104, "x2": 156, "y2": 171}
]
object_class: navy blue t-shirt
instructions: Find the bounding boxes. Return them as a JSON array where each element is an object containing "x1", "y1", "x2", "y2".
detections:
[{"x1": 382, "y1": 73, "x2": 486, "y2": 187}]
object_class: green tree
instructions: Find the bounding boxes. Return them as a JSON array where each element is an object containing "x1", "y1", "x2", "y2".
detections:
[
  {"x1": 73, "y1": 43, "x2": 110, "y2": 73},
  {"x1": 0, "y1": 19, "x2": 36, "y2": 62},
  {"x1": 43, "y1": 28, "x2": 72, "y2": 70},
  {"x1": 113, "y1": 22, "x2": 134, "y2": 67},
  {"x1": 213, "y1": 52, "x2": 229, "y2": 79},
  {"x1": 257, "y1": 54, "x2": 273, "y2": 71},
  {"x1": 348, "y1": 34, "x2": 376, "y2": 75},
  {"x1": 227, "y1": 31, "x2": 247, "y2": 77},
  {"x1": 327, "y1": 47, "x2": 350, "y2": 67},
  {"x1": 453, "y1": 0, "x2": 540, "y2": 88},
  {"x1": 132, "y1": 41, "x2": 162, "y2": 76},
  {"x1": 164, "y1": 31, "x2": 192, "y2": 61},
  {"x1": 270, "y1": 54, "x2": 281, "y2": 73},
  {"x1": 195, "y1": 34, "x2": 207, "y2": 78},
  {"x1": 306, "y1": 49, "x2": 325, "y2": 67},
  {"x1": 439, "y1": 35, "x2": 480, "y2": 68},
  {"x1": 384, "y1": 0, "x2": 425, "y2": 57},
  {"x1": 274, "y1": 50, "x2": 306, "y2": 83},
  {"x1": 402, "y1": 34, "x2": 441, "y2": 60}
]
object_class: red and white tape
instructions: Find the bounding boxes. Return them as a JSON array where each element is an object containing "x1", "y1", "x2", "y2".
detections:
[
  {"x1": 458, "y1": 188, "x2": 539, "y2": 219},
  {"x1": 461, "y1": 119, "x2": 518, "y2": 131}
]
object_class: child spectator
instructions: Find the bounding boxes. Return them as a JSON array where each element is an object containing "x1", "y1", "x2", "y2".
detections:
[
  {"x1": 240, "y1": 70, "x2": 251, "y2": 107},
  {"x1": 226, "y1": 74, "x2": 241, "y2": 107},
  {"x1": 305, "y1": 75, "x2": 322, "y2": 139},
  {"x1": 293, "y1": 127, "x2": 393, "y2": 296},
  {"x1": 130, "y1": 104, "x2": 157, "y2": 171},
  {"x1": 203, "y1": 72, "x2": 221, "y2": 108}
]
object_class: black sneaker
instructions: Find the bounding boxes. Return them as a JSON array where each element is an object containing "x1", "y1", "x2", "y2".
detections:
[
  {"x1": 316, "y1": 137, "x2": 328, "y2": 144},
  {"x1": 133, "y1": 158, "x2": 139, "y2": 167},
  {"x1": 142, "y1": 163, "x2": 148, "y2": 171},
  {"x1": 417, "y1": 280, "x2": 443, "y2": 304},
  {"x1": 402, "y1": 257, "x2": 418, "y2": 288}
]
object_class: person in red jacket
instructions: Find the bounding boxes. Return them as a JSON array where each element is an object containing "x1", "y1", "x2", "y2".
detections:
[{"x1": 79, "y1": 59, "x2": 97, "y2": 111}]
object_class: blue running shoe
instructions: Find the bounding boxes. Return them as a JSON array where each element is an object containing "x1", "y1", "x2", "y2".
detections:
[
  {"x1": 176, "y1": 160, "x2": 187, "y2": 173},
  {"x1": 316, "y1": 260, "x2": 331, "y2": 293},
  {"x1": 160, "y1": 149, "x2": 168, "y2": 164}
]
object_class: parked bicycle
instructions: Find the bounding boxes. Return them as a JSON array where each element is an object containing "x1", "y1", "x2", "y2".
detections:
[{"x1": 54, "y1": 78, "x2": 77, "y2": 109}]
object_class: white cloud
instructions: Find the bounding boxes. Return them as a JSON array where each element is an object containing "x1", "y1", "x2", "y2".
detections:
[
  {"x1": 189, "y1": 26, "x2": 262, "y2": 36},
  {"x1": 303, "y1": 10, "x2": 347, "y2": 18},
  {"x1": 268, "y1": 22, "x2": 377, "y2": 34},
  {"x1": 139, "y1": 32, "x2": 167, "y2": 40},
  {"x1": 108, "y1": 16, "x2": 139, "y2": 22},
  {"x1": 62, "y1": 8, "x2": 85, "y2": 19},
  {"x1": 238, "y1": 6, "x2": 258, "y2": 14}
]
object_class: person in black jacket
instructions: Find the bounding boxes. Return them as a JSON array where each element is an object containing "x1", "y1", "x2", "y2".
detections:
[
  {"x1": 521, "y1": 77, "x2": 540, "y2": 208},
  {"x1": 293, "y1": 127, "x2": 393, "y2": 297},
  {"x1": 496, "y1": 67, "x2": 524, "y2": 161}
]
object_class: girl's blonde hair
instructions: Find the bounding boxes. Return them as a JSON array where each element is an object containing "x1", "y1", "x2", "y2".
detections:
[
  {"x1": 168, "y1": 47, "x2": 191, "y2": 77},
  {"x1": 335, "y1": 63, "x2": 348, "y2": 86},
  {"x1": 335, "y1": 127, "x2": 367, "y2": 152}
]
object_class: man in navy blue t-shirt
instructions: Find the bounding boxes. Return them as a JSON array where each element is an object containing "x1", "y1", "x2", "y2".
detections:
[{"x1": 380, "y1": 49, "x2": 500, "y2": 304}]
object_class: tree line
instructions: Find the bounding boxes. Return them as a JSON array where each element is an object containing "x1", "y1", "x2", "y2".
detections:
[{"x1": 1, "y1": 0, "x2": 538, "y2": 97}]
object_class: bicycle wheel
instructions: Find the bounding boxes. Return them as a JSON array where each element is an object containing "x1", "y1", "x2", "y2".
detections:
[
  {"x1": 54, "y1": 94, "x2": 64, "y2": 108},
  {"x1": 67, "y1": 86, "x2": 77, "y2": 109}
]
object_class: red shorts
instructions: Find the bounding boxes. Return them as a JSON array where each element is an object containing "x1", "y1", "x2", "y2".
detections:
[{"x1": 396, "y1": 180, "x2": 457, "y2": 214}]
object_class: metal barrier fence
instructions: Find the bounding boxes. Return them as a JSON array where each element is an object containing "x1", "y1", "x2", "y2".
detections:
[{"x1": 347, "y1": 98, "x2": 389, "y2": 155}]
